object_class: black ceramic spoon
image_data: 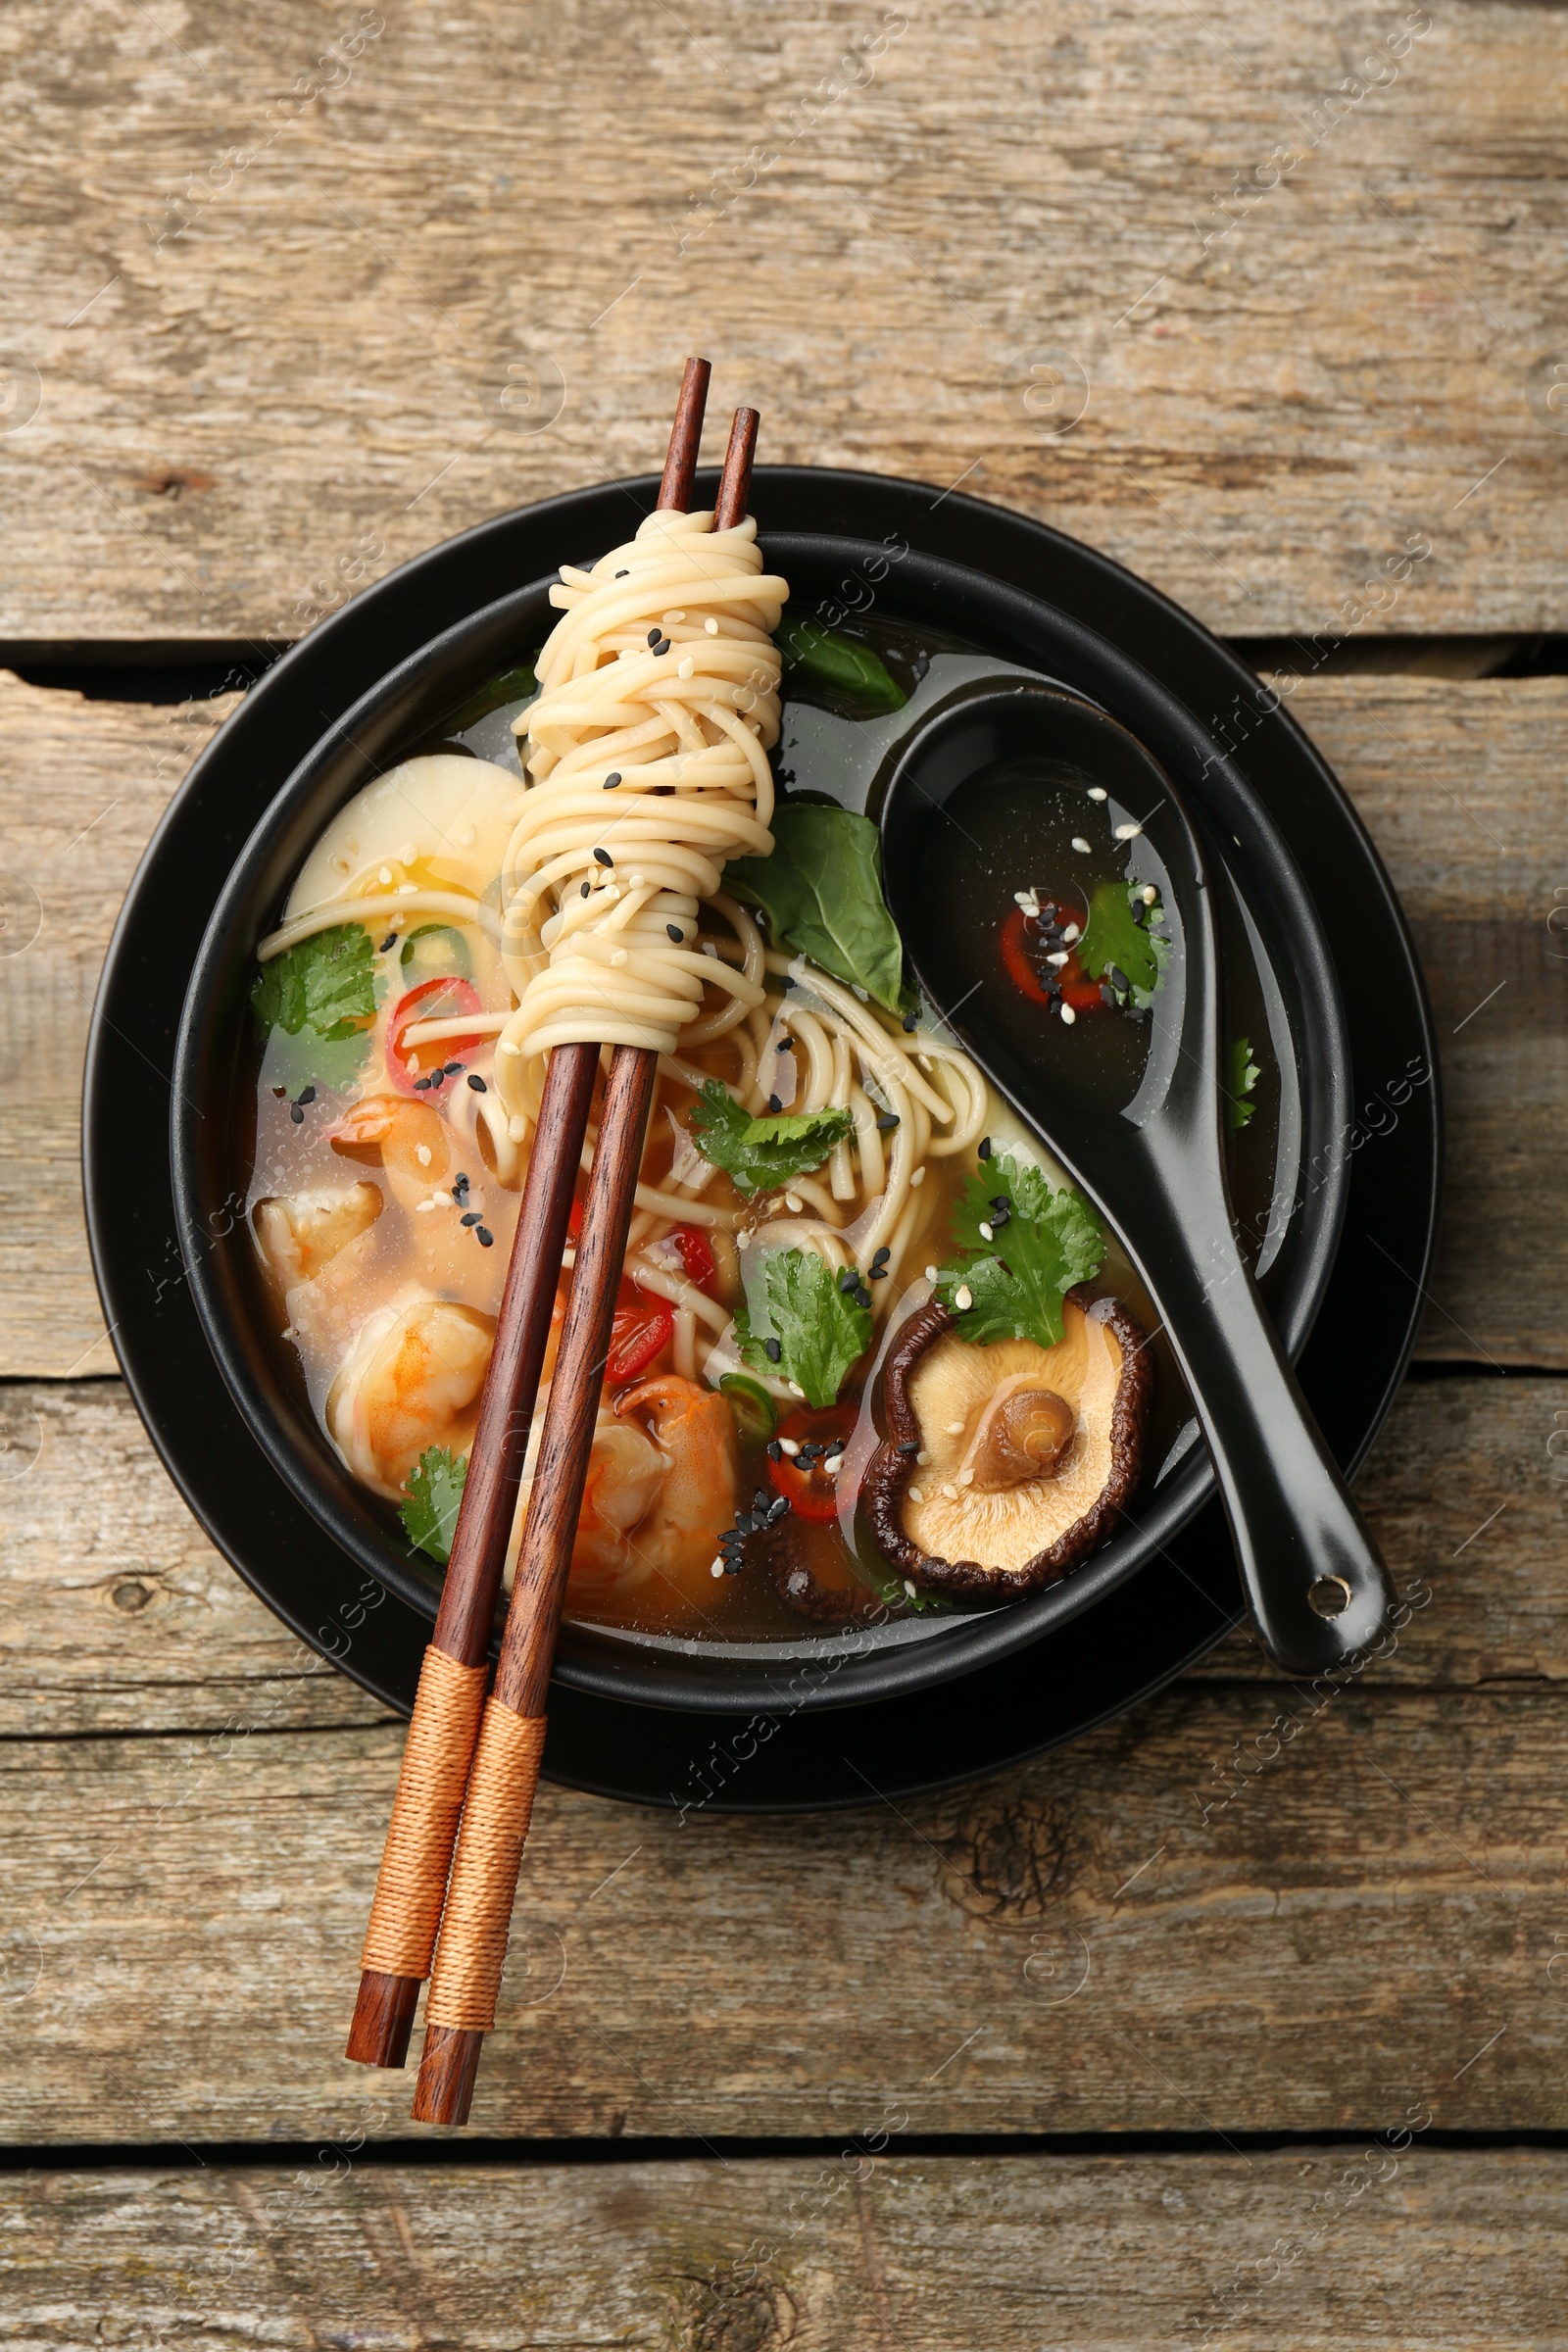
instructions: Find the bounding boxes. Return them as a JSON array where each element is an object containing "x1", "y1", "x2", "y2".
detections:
[{"x1": 879, "y1": 684, "x2": 1395, "y2": 1673}]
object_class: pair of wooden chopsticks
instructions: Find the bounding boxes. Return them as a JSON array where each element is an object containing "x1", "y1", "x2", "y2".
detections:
[{"x1": 345, "y1": 359, "x2": 759, "y2": 2126}]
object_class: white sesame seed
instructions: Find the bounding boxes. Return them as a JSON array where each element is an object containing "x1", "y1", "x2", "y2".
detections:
[
  {"x1": 705, "y1": 616, "x2": 718, "y2": 634},
  {"x1": 941, "y1": 1482, "x2": 958, "y2": 1501},
  {"x1": 823, "y1": 1454, "x2": 844, "y2": 1475},
  {"x1": 1060, "y1": 1004, "x2": 1078, "y2": 1026},
  {"x1": 978, "y1": 1221, "x2": 994, "y2": 1241},
  {"x1": 1071, "y1": 836, "x2": 1091, "y2": 854},
  {"x1": 331, "y1": 855, "x2": 351, "y2": 874},
  {"x1": 1143, "y1": 885, "x2": 1158, "y2": 906},
  {"x1": 408, "y1": 1053, "x2": 420, "y2": 1073},
  {"x1": 678, "y1": 658, "x2": 695, "y2": 679},
  {"x1": 1062, "y1": 922, "x2": 1081, "y2": 943},
  {"x1": 958, "y1": 1468, "x2": 975, "y2": 1488},
  {"x1": 378, "y1": 865, "x2": 393, "y2": 885},
  {"x1": 917, "y1": 1449, "x2": 931, "y2": 1465},
  {"x1": 416, "y1": 1200, "x2": 437, "y2": 1213},
  {"x1": 397, "y1": 883, "x2": 418, "y2": 895},
  {"x1": 280, "y1": 1326, "x2": 297, "y2": 1342},
  {"x1": 904, "y1": 1578, "x2": 917, "y2": 1597},
  {"x1": 736, "y1": 1230, "x2": 751, "y2": 1250},
  {"x1": 398, "y1": 840, "x2": 417, "y2": 864},
  {"x1": 1115, "y1": 822, "x2": 1143, "y2": 840},
  {"x1": 925, "y1": 1265, "x2": 939, "y2": 1283},
  {"x1": 416, "y1": 1144, "x2": 431, "y2": 1166},
  {"x1": 946, "y1": 1419, "x2": 964, "y2": 1436},
  {"x1": 611, "y1": 949, "x2": 629, "y2": 967},
  {"x1": 499, "y1": 1040, "x2": 522, "y2": 1055},
  {"x1": 1088, "y1": 787, "x2": 1107, "y2": 802},
  {"x1": 779, "y1": 1438, "x2": 801, "y2": 1457},
  {"x1": 1046, "y1": 951, "x2": 1069, "y2": 968},
  {"x1": 907, "y1": 1486, "x2": 924, "y2": 1503},
  {"x1": 710, "y1": 1558, "x2": 725, "y2": 1579},
  {"x1": 955, "y1": 1284, "x2": 973, "y2": 1310},
  {"x1": 910, "y1": 1166, "x2": 926, "y2": 1188},
  {"x1": 1012, "y1": 890, "x2": 1034, "y2": 907},
  {"x1": 788, "y1": 1381, "x2": 806, "y2": 1398},
  {"x1": 784, "y1": 1192, "x2": 803, "y2": 1212}
]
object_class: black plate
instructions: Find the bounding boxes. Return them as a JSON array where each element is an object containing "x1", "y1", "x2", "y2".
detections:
[{"x1": 84, "y1": 468, "x2": 1440, "y2": 1810}]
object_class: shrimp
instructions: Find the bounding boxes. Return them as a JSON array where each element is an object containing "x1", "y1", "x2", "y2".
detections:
[
  {"x1": 330, "y1": 1093, "x2": 515, "y2": 1307},
  {"x1": 505, "y1": 1373, "x2": 739, "y2": 1611},
  {"x1": 255, "y1": 1182, "x2": 381, "y2": 1289},
  {"x1": 325, "y1": 1296, "x2": 494, "y2": 1499},
  {"x1": 610, "y1": 1374, "x2": 739, "y2": 1603}
]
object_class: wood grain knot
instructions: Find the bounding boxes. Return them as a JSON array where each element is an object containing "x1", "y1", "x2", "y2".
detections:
[
  {"x1": 136, "y1": 466, "x2": 216, "y2": 498},
  {"x1": 932, "y1": 1785, "x2": 1083, "y2": 1924},
  {"x1": 687, "y1": 2279, "x2": 793, "y2": 2352}
]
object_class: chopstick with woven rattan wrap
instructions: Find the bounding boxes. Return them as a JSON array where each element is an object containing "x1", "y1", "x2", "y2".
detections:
[
  {"x1": 345, "y1": 359, "x2": 714, "y2": 2072},
  {"x1": 412, "y1": 400, "x2": 760, "y2": 2127}
]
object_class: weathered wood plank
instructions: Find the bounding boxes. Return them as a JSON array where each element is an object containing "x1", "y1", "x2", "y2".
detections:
[
  {"x1": 1, "y1": 671, "x2": 1563, "y2": 1373},
  {"x1": 1, "y1": 1, "x2": 1564, "y2": 637},
  {"x1": 2, "y1": 2150, "x2": 1565, "y2": 2349},
  {"x1": 1, "y1": 1682, "x2": 1562, "y2": 2139},
  {"x1": 0, "y1": 1375, "x2": 1555, "y2": 1740}
]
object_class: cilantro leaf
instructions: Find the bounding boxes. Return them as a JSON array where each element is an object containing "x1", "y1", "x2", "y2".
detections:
[
  {"x1": 252, "y1": 922, "x2": 377, "y2": 1042},
  {"x1": 1228, "y1": 1035, "x2": 1262, "y2": 1131},
  {"x1": 725, "y1": 802, "x2": 912, "y2": 1015},
  {"x1": 688, "y1": 1080, "x2": 855, "y2": 1196},
  {"x1": 1077, "y1": 881, "x2": 1170, "y2": 1010},
  {"x1": 775, "y1": 616, "x2": 906, "y2": 715},
  {"x1": 734, "y1": 1248, "x2": 872, "y2": 1408},
  {"x1": 936, "y1": 1154, "x2": 1104, "y2": 1350},
  {"x1": 400, "y1": 1446, "x2": 467, "y2": 1564}
]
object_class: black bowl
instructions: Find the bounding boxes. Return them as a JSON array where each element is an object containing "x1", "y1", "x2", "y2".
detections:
[{"x1": 170, "y1": 533, "x2": 1349, "y2": 1716}]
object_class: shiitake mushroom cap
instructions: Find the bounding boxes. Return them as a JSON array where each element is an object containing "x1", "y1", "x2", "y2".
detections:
[{"x1": 861, "y1": 1285, "x2": 1152, "y2": 1600}]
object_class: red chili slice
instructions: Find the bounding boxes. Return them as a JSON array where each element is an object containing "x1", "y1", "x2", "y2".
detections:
[
  {"x1": 386, "y1": 976, "x2": 484, "y2": 1093},
  {"x1": 605, "y1": 1280, "x2": 675, "y2": 1386},
  {"x1": 670, "y1": 1224, "x2": 720, "y2": 1297},
  {"x1": 999, "y1": 906, "x2": 1102, "y2": 1014},
  {"x1": 766, "y1": 1402, "x2": 858, "y2": 1522}
]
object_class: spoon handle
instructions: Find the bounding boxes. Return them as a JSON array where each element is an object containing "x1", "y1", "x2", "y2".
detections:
[{"x1": 1147, "y1": 1231, "x2": 1396, "y2": 1671}]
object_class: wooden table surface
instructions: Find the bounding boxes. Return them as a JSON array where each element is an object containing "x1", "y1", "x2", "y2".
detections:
[{"x1": 2, "y1": 1, "x2": 1564, "y2": 2339}]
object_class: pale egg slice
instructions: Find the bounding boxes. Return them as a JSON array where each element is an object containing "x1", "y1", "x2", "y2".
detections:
[{"x1": 285, "y1": 754, "x2": 519, "y2": 916}]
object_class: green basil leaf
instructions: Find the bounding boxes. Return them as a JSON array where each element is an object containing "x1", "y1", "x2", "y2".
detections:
[
  {"x1": 726, "y1": 803, "x2": 911, "y2": 1015},
  {"x1": 775, "y1": 616, "x2": 906, "y2": 714},
  {"x1": 252, "y1": 922, "x2": 377, "y2": 1042}
]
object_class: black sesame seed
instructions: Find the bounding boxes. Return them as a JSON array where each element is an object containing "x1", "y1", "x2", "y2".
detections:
[
  {"x1": 1107, "y1": 965, "x2": 1130, "y2": 995},
  {"x1": 752, "y1": 1488, "x2": 770, "y2": 1514},
  {"x1": 765, "y1": 1440, "x2": 783, "y2": 1462},
  {"x1": 430, "y1": 1069, "x2": 446, "y2": 1089},
  {"x1": 978, "y1": 1137, "x2": 992, "y2": 1160},
  {"x1": 897, "y1": 1441, "x2": 919, "y2": 1456},
  {"x1": 991, "y1": 1204, "x2": 1010, "y2": 1228},
  {"x1": 666, "y1": 923, "x2": 684, "y2": 943},
  {"x1": 603, "y1": 771, "x2": 621, "y2": 789},
  {"x1": 766, "y1": 1494, "x2": 790, "y2": 1524},
  {"x1": 867, "y1": 1265, "x2": 887, "y2": 1280},
  {"x1": 580, "y1": 880, "x2": 592, "y2": 898},
  {"x1": 454, "y1": 1174, "x2": 469, "y2": 1196},
  {"x1": 875, "y1": 1111, "x2": 900, "y2": 1133},
  {"x1": 902, "y1": 1011, "x2": 919, "y2": 1031},
  {"x1": 1101, "y1": 983, "x2": 1118, "y2": 1006},
  {"x1": 872, "y1": 1247, "x2": 891, "y2": 1266},
  {"x1": 379, "y1": 933, "x2": 398, "y2": 953},
  {"x1": 594, "y1": 847, "x2": 612, "y2": 867},
  {"x1": 444, "y1": 1061, "x2": 463, "y2": 1076},
  {"x1": 467, "y1": 1073, "x2": 486, "y2": 1092},
  {"x1": 653, "y1": 637, "x2": 671, "y2": 656},
  {"x1": 838, "y1": 1269, "x2": 859, "y2": 1294},
  {"x1": 853, "y1": 1285, "x2": 872, "y2": 1309},
  {"x1": 763, "y1": 1337, "x2": 782, "y2": 1363},
  {"x1": 475, "y1": 1226, "x2": 494, "y2": 1248},
  {"x1": 289, "y1": 1103, "x2": 304, "y2": 1123},
  {"x1": 647, "y1": 627, "x2": 661, "y2": 646},
  {"x1": 653, "y1": 784, "x2": 675, "y2": 795},
  {"x1": 615, "y1": 568, "x2": 629, "y2": 577},
  {"x1": 414, "y1": 1075, "x2": 432, "y2": 1091},
  {"x1": 723, "y1": 1557, "x2": 744, "y2": 1575},
  {"x1": 780, "y1": 974, "x2": 796, "y2": 991},
  {"x1": 461, "y1": 1210, "x2": 483, "y2": 1227},
  {"x1": 767, "y1": 1093, "x2": 782, "y2": 1114},
  {"x1": 297, "y1": 1086, "x2": 316, "y2": 1105}
]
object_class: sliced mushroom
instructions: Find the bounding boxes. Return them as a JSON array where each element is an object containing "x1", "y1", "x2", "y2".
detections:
[
  {"x1": 862, "y1": 1286, "x2": 1151, "y2": 1598},
  {"x1": 255, "y1": 1182, "x2": 382, "y2": 1289}
]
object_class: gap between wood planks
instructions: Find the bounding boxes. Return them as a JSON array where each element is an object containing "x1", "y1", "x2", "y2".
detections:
[{"x1": 6, "y1": 2128, "x2": 1568, "y2": 2173}]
